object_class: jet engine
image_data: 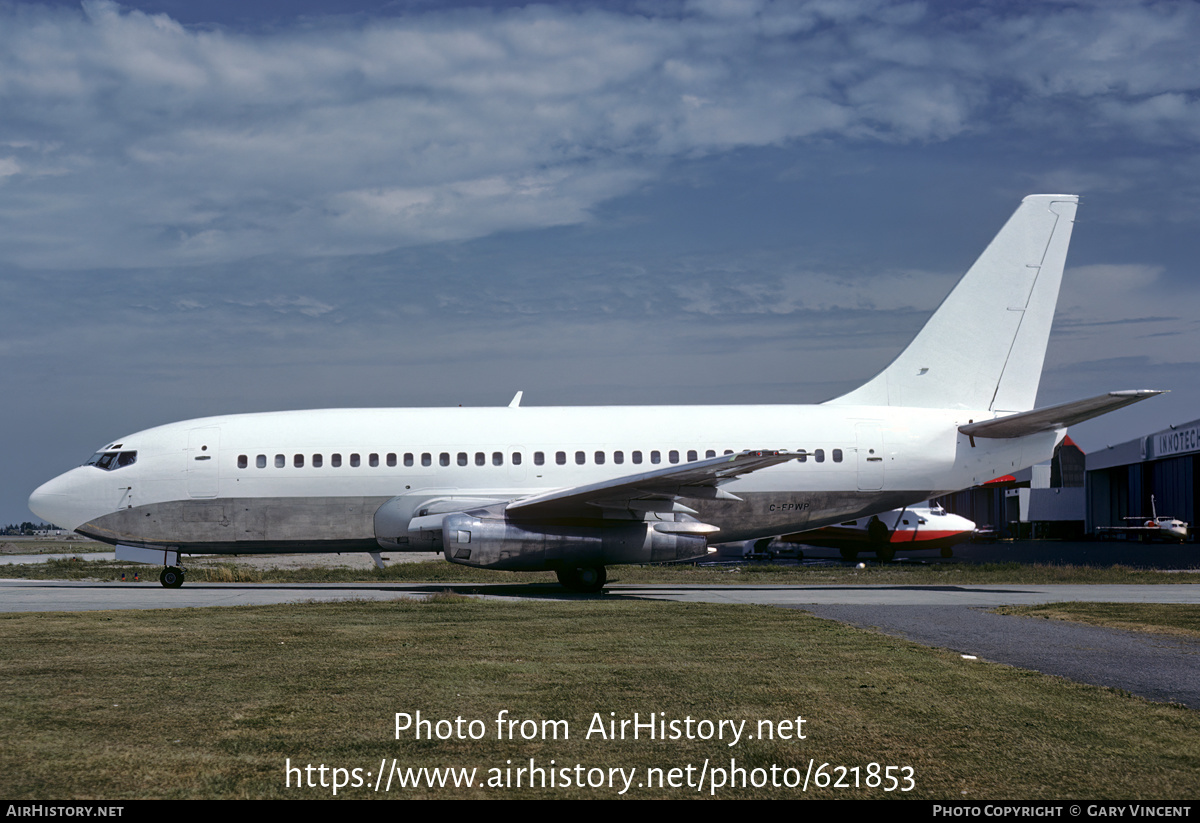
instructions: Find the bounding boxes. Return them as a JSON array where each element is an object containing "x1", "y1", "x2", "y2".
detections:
[{"x1": 440, "y1": 512, "x2": 710, "y2": 571}]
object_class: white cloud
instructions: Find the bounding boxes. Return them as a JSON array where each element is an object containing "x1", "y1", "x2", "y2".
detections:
[{"x1": 1, "y1": 1, "x2": 1200, "y2": 269}]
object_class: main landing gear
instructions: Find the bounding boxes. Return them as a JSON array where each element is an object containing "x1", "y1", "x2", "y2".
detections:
[
  {"x1": 556, "y1": 565, "x2": 607, "y2": 593},
  {"x1": 159, "y1": 566, "x2": 186, "y2": 588}
]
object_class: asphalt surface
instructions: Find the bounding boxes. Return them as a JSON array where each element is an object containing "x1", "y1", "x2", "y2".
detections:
[
  {"x1": 798, "y1": 604, "x2": 1200, "y2": 709},
  {"x1": 4, "y1": 579, "x2": 1199, "y2": 611},
  {"x1": 3, "y1": 544, "x2": 1198, "y2": 711}
]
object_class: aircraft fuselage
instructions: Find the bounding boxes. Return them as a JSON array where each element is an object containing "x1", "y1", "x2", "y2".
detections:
[{"x1": 30, "y1": 403, "x2": 1054, "y2": 556}]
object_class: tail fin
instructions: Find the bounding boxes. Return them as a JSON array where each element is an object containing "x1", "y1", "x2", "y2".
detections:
[{"x1": 827, "y1": 194, "x2": 1078, "y2": 412}]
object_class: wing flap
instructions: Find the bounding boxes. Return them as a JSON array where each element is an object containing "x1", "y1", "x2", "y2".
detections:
[
  {"x1": 505, "y1": 449, "x2": 798, "y2": 519},
  {"x1": 958, "y1": 390, "x2": 1164, "y2": 439}
]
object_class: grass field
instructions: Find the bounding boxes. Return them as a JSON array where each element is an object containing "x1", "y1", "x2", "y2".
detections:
[{"x1": 1, "y1": 598, "x2": 1197, "y2": 800}]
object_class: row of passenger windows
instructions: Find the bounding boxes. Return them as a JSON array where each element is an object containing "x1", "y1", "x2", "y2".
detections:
[{"x1": 235, "y1": 448, "x2": 845, "y2": 469}]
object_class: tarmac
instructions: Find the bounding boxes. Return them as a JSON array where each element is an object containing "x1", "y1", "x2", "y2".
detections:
[{"x1": 2, "y1": 540, "x2": 1197, "y2": 709}]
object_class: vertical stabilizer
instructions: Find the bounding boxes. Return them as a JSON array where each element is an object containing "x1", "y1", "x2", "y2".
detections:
[{"x1": 826, "y1": 194, "x2": 1078, "y2": 412}]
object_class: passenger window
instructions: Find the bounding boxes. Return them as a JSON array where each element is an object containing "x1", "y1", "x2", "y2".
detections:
[
  {"x1": 387, "y1": 453, "x2": 396, "y2": 467},
  {"x1": 475, "y1": 452, "x2": 485, "y2": 467},
  {"x1": 256, "y1": 455, "x2": 266, "y2": 469},
  {"x1": 632, "y1": 451, "x2": 643, "y2": 464},
  {"x1": 458, "y1": 453, "x2": 468, "y2": 467},
  {"x1": 706, "y1": 450, "x2": 716, "y2": 459},
  {"x1": 511, "y1": 452, "x2": 522, "y2": 466},
  {"x1": 669, "y1": 450, "x2": 679, "y2": 464},
  {"x1": 313, "y1": 454, "x2": 323, "y2": 468},
  {"x1": 595, "y1": 451, "x2": 605, "y2": 464},
  {"x1": 275, "y1": 454, "x2": 285, "y2": 468},
  {"x1": 421, "y1": 453, "x2": 431, "y2": 467},
  {"x1": 351, "y1": 453, "x2": 361, "y2": 467},
  {"x1": 614, "y1": 451, "x2": 624, "y2": 464},
  {"x1": 369, "y1": 453, "x2": 379, "y2": 467},
  {"x1": 833, "y1": 449, "x2": 843, "y2": 463},
  {"x1": 404, "y1": 453, "x2": 414, "y2": 467},
  {"x1": 294, "y1": 454, "x2": 304, "y2": 468},
  {"x1": 724, "y1": 450, "x2": 733, "y2": 455},
  {"x1": 687, "y1": 450, "x2": 697, "y2": 462},
  {"x1": 534, "y1": 452, "x2": 544, "y2": 466},
  {"x1": 797, "y1": 452, "x2": 807, "y2": 463},
  {"x1": 575, "y1": 451, "x2": 585, "y2": 465},
  {"x1": 439, "y1": 453, "x2": 449, "y2": 467},
  {"x1": 238, "y1": 455, "x2": 248, "y2": 469},
  {"x1": 651, "y1": 450, "x2": 661, "y2": 464},
  {"x1": 814, "y1": 449, "x2": 825, "y2": 463},
  {"x1": 493, "y1": 452, "x2": 504, "y2": 466},
  {"x1": 556, "y1": 451, "x2": 566, "y2": 465},
  {"x1": 332, "y1": 453, "x2": 342, "y2": 467}
]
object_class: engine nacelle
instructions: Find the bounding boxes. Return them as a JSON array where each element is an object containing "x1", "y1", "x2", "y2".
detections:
[
  {"x1": 441, "y1": 513, "x2": 710, "y2": 571},
  {"x1": 374, "y1": 494, "x2": 506, "y2": 551}
]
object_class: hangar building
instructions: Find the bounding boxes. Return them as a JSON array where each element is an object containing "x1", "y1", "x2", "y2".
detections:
[{"x1": 1086, "y1": 418, "x2": 1198, "y2": 537}]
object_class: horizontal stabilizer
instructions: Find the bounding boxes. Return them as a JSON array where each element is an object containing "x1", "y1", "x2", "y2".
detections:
[{"x1": 958, "y1": 391, "x2": 1164, "y2": 439}]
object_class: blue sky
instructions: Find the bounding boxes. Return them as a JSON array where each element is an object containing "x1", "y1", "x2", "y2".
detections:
[{"x1": 4, "y1": 0, "x2": 1199, "y2": 524}]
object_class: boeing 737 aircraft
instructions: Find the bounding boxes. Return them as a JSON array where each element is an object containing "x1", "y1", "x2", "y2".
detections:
[{"x1": 29, "y1": 195, "x2": 1161, "y2": 590}]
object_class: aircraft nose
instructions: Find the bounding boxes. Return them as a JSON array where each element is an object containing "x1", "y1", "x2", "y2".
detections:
[{"x1": 28, "y1": 469, "x2": 98, "y2": 533}]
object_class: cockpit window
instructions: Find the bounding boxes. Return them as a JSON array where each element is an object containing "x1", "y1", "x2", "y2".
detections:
[{"x1": 85, "y1": 450, "x2": 137, "y2": 471}]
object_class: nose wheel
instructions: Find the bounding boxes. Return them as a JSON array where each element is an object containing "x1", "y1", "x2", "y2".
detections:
[{"x1": 159, "y1": 566, "x2": 186, "y2": 588}]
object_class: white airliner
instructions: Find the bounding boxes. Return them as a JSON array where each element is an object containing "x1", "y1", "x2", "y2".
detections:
[{"x1": 29, "y1": 195, "x2": 1162, "y2": 591}]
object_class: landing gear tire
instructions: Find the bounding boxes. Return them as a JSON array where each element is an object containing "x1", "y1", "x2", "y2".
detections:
[
  {"x1": 556, "y1": 565, "x2": 607, "y2": 593},
  {"x1": 159, "y1": 567, "x2": 185, "y2": 588},
  {"x1": 875, "y1": 547, "x2": 896, "y2": 563},
  {"x1": 839, "y1": 548, "x2": 858, "y2": 562}
]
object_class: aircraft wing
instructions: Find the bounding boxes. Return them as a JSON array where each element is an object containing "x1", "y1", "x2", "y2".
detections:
[
  {"x1": 958, "y1": 390, "x2": 1164, "y2": 439},
  {"x1": 504, "y1": 449, "x2": 799, "y2": 520}
]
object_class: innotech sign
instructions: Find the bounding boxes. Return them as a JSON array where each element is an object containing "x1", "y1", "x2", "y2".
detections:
[{"x1": 1148, "y1": 423, "x2": 1200, "y2": 460}]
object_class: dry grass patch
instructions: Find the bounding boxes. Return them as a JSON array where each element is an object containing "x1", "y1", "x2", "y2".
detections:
[{"x1": 994, "y1": 603, "x2": 1200, "y2": 639}]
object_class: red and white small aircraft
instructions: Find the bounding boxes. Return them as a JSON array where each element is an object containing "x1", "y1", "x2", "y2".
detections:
[{"x1": 771, "y1": 502, "x2": 976, "y2": 561}]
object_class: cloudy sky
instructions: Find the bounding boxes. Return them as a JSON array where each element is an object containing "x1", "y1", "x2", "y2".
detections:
[{"x1": 5, "y1": 0, "x2": 1199, "y2": 524}]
